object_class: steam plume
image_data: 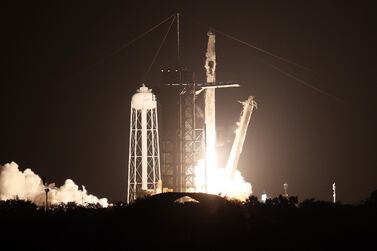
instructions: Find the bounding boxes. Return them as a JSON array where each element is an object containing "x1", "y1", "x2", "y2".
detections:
[{"x1": 0, "y1": 162, "x2": 108, "y2": 207}]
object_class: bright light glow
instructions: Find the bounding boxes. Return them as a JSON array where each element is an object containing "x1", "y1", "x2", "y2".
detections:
[
  {"x1": 199, "y1": 31, "x2": 253, "y2": 201},
  {"x1": 193, "y1": 159, "x2": 252, "y2": 201},
  {"x1": 199, "y1": 93, "x2": 254, "y2": 201},
  {"x1": 196, "y1": 105, "x2": 253, "y2": 201},
  {"x1": 194, "y1": 118, "x2": 253, "y2": 201},
  {"x1": 261, "y1": 193, "x2": 267, "y2": 203},
  {"x1": 193, "y1": 159, "x2": 206, "y2": 192},
  {"x1": 205, "y1": 88, "x2": 217, "y2": 178}
]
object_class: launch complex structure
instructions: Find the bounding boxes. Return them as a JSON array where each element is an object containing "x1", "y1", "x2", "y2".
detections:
[
  {"x1": 127, "y1": 14, "x2": 257, "y2": 203},
  {"x1": 116, "y1": 12, "x2": 341, "y2": 203}
]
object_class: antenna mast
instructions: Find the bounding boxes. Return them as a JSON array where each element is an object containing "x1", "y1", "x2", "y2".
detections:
[{"x1": 177, "y1": 13, "x2": 180, "y2": 65}]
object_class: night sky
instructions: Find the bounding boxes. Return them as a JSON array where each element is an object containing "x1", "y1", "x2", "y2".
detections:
[{"x1": 2, "y1": 1, "x2": 376, "y2": 203}]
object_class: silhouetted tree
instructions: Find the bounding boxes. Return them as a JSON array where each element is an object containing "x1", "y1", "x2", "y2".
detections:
[
  {"x1": 363, "y1": 189, "x2": 377, "y2": 208},
  {"x1": 0, "y1": 192, "x2": 376, "y2": 250},
  {"x1": 288, "y1": 195, "x2": 298, "y2": 206},
  {"x1": 0, "y1": 199, "x2": 37, "y2": 212},
  {"x1": 245, "y1": 195, "x2": 260, "y2": 207}
]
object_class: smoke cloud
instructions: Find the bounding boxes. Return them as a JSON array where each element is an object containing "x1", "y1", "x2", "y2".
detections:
[
  {"x1": 0, "y1": 162, "x2": 108, "y2": 207},
  {"x1": 193, "y1": 160, "x2": 252, "y2": 201}
]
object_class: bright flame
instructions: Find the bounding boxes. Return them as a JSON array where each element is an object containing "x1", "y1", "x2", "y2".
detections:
[
  {"x1": 193, "y1": 159, "x2": 206, "y2": 192},
  {"x1": 200, "y1": 30, "x2": 253, "y2": 201},
  {"x1": 199, "y1": 94, "x2": 253, "y2": 201},
  {"x1": 193, "y1": 159, "x2": 252, "y2": 201}
]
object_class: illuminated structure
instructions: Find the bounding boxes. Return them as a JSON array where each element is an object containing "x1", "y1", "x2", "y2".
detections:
[
  {"x1": 261, "y1": 193, "x2": 267, "y2": 203},
  {"x1": 127, "y1": 85, "x2": 162, "y2": 204},
  {"x1": 225, "y1": 96, "x2": 257, "y2": 179},
  {"x1": 283, "y1": 182, "x2": 289, "y2": 198},
  {"x1": 158, "y1": 14, "x2": 205, "y2": 193},
  {"x1": 158, "y1": 68, "x2": 205, "y2": 192},
  {"x1": 204, "y1": 31, "x2": 217, "y2": 192},
  {"x1": 123, "y1": 13, "x2": 329, "y2": 201},
  {"x1": 157, "y1": 18, "x2": 243, "y2": 196}
]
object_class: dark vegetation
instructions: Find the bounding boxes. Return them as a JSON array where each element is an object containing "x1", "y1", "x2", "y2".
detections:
[{"x1": 1, "y1": 191, "x2": 376, "y2": 250}]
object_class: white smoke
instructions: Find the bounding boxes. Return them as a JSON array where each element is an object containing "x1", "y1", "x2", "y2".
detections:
[
  {"x1": 206, "y1": 167, "x2": 251, "y2": 201},
  {"x1": 0, "y1": 162, "x2": 108, "y2": 207},
  {"x1": 193, "y1": 159, "x2": 252, "y2": 201}
]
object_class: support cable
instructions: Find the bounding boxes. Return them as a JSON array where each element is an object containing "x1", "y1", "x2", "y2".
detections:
[
  {"x1": 143, "y1": 15, "x2": 176, "y2": 82},
  {"x1": 85, "y1": 14, "x2": 175, "y2": 72},
  {"x1": 218, "y1": 29, "x2": 343, "y2": 103},
  {"x1": 213, "y1": 28, "x2": 313, "y2": 73},
  {"x1": 177, "y1": 13, "x2": 180, "y2": 64},
  {"x1": 263, "y1": 60, "x2": 343, "y2": 103},
  {"x1": 186, "y1": 17, "x2": 342, "y2": 103}
]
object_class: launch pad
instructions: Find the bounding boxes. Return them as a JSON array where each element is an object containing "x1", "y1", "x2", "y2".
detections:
[{"x1": 127, "y1": 14, "x2": 256, "y2": 203}]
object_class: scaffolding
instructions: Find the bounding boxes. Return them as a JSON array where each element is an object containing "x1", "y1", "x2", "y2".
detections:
[{"x1": 159, "y1": 68, "x2": 204, "y2": 192}]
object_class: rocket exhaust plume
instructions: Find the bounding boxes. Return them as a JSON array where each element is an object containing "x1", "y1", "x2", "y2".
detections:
[
  {"x1": 225, "y1": 96, "x2": 257, "y2": 179},
  {"x1": 194, "y1": 97, "x2": 256, "y2": 201},
  {"x1": 0, "y1": 162, "x2": 108, "y2": 207},
  {"x1": 194, "y1": 30, "x2": 255, "y2": 201}
]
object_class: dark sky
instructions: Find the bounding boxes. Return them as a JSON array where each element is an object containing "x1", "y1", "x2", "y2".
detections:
[{"x1": 1, "y1": 1, "x2": 376, "y2": 203}]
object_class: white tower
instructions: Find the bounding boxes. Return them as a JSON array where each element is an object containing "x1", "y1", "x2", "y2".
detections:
[
  {"x1": 283, "y1": 182, "x2": 288, "y2": 198},
  {"x1": 127, "y1": 85, "x2": 161, "y2": 204}
]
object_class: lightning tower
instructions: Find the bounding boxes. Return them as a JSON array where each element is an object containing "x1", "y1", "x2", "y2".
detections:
[{"x1": 283, "y1": 182, "x2": 289, "y2": 198}]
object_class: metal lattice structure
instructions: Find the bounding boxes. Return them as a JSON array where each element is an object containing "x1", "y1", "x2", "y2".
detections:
[
  {"x1": 127, "y1": 85, "x2": 161, "y2": 204},
  {"x1": 158, "y1": 68, "x2": 205, "y2": 193},
  {"x1": 179, "y1": 86, "x2": 204, "y2": 192}
]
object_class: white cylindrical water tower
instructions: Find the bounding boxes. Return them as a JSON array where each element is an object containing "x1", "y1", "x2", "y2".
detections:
[{"x1": 127, "y1": 84, "x2": 161, "y2": 204}]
